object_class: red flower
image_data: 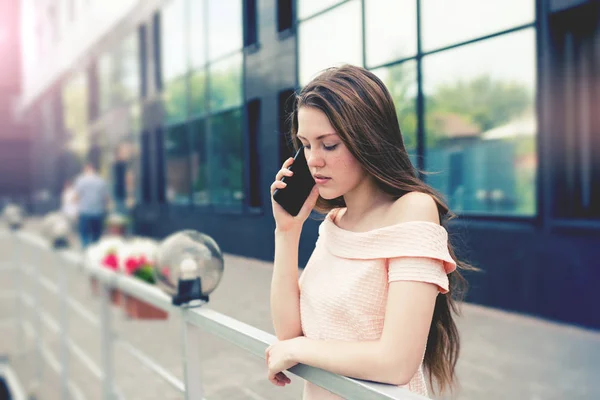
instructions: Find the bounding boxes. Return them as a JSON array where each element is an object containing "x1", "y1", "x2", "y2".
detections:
[
  {"x1": 161, "y1": 267, "x2": 170, "y2": 278},
  {"x1": 102, "y1": 254, "x2": 119, "y2": 271},
  {"x1": 125, "y1": 257, "x2": 141, "y2": 275}
]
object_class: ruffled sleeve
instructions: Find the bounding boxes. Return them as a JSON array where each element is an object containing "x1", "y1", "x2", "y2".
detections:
[
  {"x1": 388, "y1": 257, "x2": 451, "y2": 293},
  {"x1": 320, "y1": 216, "x2": 457, "y2": 293}
]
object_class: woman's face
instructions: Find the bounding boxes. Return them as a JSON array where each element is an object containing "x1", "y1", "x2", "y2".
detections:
[{"x1": 296, "y1": 106, "x2": 369, "y2": 200}]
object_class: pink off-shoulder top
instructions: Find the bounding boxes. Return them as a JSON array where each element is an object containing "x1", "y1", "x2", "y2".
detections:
[{"x1": 299, "y1": 209, "x2": 456, "y2": 399}]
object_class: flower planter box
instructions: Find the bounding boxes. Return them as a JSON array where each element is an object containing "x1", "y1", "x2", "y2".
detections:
[
  {"x1": 90, "y1": 277, "x2": 122, "y2": 306},
  {"x1": 123, "y1": 294, "x2": 168, "y2": 320},
  {"x1": 111, "y1": 289, "x2": 123, "y2": 306}
]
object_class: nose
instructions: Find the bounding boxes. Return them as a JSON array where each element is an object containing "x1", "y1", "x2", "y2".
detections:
[{"x1": 306, "y1": 150, "x2": 324, "y2": 169}]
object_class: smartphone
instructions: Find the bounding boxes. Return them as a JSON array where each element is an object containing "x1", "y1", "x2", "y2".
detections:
[{"x1": 273, "y1": 147, "x2": 315, "y2": 216}]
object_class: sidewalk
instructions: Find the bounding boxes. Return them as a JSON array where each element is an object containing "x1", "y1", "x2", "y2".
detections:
[{"x1": 0, "y1": 223, "x2": 599, "y2": 400}]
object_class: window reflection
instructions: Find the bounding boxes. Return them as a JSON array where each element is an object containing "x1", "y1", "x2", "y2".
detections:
[
  {"x1": 190, "y1": 69, "x2": 207, "y2": 117},
  {"x1": 365, "y1": 0, "x2": 417, "y2": 67},
  {"x1": 156, "y1": 0, "x2": 245, "y2": 209},
  {"x1": 371, "y1": 61, "x2": 418, "y2": 158},
  {"x1": 421, "y1": 0, "x2": 535, "y2": 51},
  {"x1": 208, "y1": 0, "x2": 242, "y2": 61},
  {"x1": 120, "y1": 33, "x2": 140, "y2": 101},
  {"x1": 209, "y1": 108, "x2": 243, "y2": 207},
  {"x1": 297, "y1": 0, "x2": 344, "y2": 20},
  {"x1": 190, "y1": 0, "x2": 206, "y2": 69},
  {"x1": 163, "y1": 76, "x2": 188, "y2": 124},
  {"x1": 209, "y1": 53, "x2": 243, "y2": 112},
  {"x1": 113, "y1": 138, "x2": 139, "y2": 211},
  {"x1": 424, "y1": 29, "x2": 536, "y2": 215},
  {"x1": 161, "y1": 0, "x2": 187, "y2": 82},
  {"x1": 62, "y1": 73, "x2": 89, "y2": 180},
  {"x1": 298, "y1": 0, "x2": 362, "y2": 85},
  {"x1": 165, "y1": 123, "x2": 191, "y2": 205},
  {"x1": 190, "y1": 119, "x2": 209, "y2": 205},
  {"x1": 98, "y1": 54, "x2": 112, "y2": 114}
]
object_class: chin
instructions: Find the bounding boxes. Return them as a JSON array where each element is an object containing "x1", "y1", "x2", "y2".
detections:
[{"x1": 317, "y1": 187, "x2": 343, "y2": 201}]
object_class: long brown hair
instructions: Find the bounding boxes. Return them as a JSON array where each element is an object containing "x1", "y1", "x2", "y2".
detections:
[{"x1": 289, "y1": 65, "x2": 476, "y2": 394}]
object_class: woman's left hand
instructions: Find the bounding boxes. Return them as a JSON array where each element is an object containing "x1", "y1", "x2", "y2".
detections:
[{"x1": 265, "y1": 338, "x2": 303, "y2": 386}]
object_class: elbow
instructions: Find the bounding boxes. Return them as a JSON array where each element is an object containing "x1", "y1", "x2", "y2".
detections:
[{"x1": 375, "y1": 353, "x2": 419, "y2": 386}]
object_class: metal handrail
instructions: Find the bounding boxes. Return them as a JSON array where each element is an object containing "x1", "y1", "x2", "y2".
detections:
[{"x1": 2, "y1": 230, "x2": 428, "y2": 400}]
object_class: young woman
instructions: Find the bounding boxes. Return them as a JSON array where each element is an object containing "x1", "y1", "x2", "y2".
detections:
[{"x1": 267, "y1": 65, "x2": 472, "y2": 399}]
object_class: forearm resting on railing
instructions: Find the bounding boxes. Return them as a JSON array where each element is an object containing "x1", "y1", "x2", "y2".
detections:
[
  {"x1": 271, "y1": 229, "x2": 303, "y2": 340},
  {"x1": 292, "y1": 337, "x2": 419, "y2": 386}
]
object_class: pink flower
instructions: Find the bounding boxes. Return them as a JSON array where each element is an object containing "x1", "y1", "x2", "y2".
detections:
[
  {"x1": 102, "y1": 254, "x2": 119, "y2": 271},
  {"x1": 125, "y1": 257, "x2": 141, "y2": 275},
  {"x1": 161, "y1": 267, "x2": 170, "y2": 278}
]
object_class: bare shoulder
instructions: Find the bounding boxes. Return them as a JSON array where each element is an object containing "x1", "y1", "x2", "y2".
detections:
[{"x1": 388, "y1": 192, "x2": 440, "y2": 225}]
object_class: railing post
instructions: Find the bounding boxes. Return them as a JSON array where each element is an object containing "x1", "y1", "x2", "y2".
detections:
[
  {"x1": 100, "y1": 276, "x2": 116, "y2": 400},
  {"x1": 31, "y1": 239, "x2": 44, "y2": 392},
  {"x1": 182, "y1": 312, "x2": 205, "y2": 400},
  {"x1": 57, "y1": 248, "x2": 70, "y2": 400},
  {"x1": 12, "y1": 232, "x2": 24, "y2": 353}
]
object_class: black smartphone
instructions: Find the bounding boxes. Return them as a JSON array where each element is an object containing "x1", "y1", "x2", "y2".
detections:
[{"x1": 273, "y1": 147, "x2": 315, "y2": 216}]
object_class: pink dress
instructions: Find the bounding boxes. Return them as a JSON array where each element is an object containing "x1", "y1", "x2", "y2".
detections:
[{"x1": 299, "y1": 209, "x2": 456, "y2": 399}]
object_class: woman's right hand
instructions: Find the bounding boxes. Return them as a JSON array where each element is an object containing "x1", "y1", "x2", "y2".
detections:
[{"x1": 271, "y1": 157, "x2": 320, "y2": 233}]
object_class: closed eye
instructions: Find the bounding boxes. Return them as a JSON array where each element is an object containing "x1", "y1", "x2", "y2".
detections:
[{"x1": 302, "y1": 144, "x2": 339, "y2": 151}]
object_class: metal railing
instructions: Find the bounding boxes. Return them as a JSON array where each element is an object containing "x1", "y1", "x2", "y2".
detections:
[{"x1": 0, "y1": 229, "x2": 427, "y2": 400}]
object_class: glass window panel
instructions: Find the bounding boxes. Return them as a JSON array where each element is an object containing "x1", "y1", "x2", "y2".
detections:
[
  {"x1": 190, "y1": 0, "x2": 206, "y2": 68},
  {"x1": 209, "y1": 53, "x2": 242, "y2": 112},
  {"x1": 298, "y1": 0, "x2": 362, "y2": 86},
  {"x1": 111, "y1": 34, "x2": 140, "y2": 105},
  {"x1": 209, "y1": 108, "x2": 243, "y2": 207},
  {"x1": 208, "y1": 0, "x2": 242, "y2": 61},
  {"x1": 113, "y1": 138, "x2": 139, "y2": 211},
  {"x1": 297, "y1": 0, "x2": 344, "y2": 20},
  {"x1": 365, "y1": 0, "x2": 417, "y2": 67},
  {"x1": 190, "y1": 118, "x2": 209, "y2": 205},
  {"x1": 161, "y1": 0, "x2": 188, "y2": 82},
  {"x1": 163, "y1": 76, "x2": 188, "y2": 124},
  {"x1": 121, "y1": 33, "x2": 140, "y2": 101},
  {"x1": 422, "y1": 0, "x2": 535, "y2": 52},
  {"x1": 371, "y1": 61, "x2": 418, "y2": 157},
  {"x1": 190, "y1": 68, "x2": 207, "y2": 116},
  {"x1": 98, "y1": 53, "x2": 113, "y2": 114},
  {"x1": 141, "y1": 132, "x2": 152, "y2": 203},
  {"x1": 165, "y1": 123, "x2": 191, "y2": 205},
  {"x1": 423, "y1": 29, "x2": 536, "y2": 215}
]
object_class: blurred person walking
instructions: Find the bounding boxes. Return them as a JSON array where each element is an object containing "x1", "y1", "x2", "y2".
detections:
[{"x1": 74, "y1": 162, "x2": 109, "y2": 248}]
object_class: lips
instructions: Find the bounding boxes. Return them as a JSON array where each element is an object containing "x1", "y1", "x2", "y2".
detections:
[{"x1": 313, "y1": 174, "x2": 331, "y2": 184}]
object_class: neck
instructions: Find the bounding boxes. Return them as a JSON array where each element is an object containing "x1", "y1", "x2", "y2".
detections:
[{"x1": 342, "y1": 178, "x2": 392, "y2": 224}]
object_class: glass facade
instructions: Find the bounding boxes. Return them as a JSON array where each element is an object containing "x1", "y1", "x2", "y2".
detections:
[
  {"x1": 161, "y1": 0, "x2": 245, "y2": 209},
  {"x1": 91, "y1": 30, "x2": 142, "y2": 210},
  {"x1": 53, "y1": 0, "x2": 538, "y2": 217},
  {"x1": 298, "y1": 0, "x2": 537, "y2": 216}
]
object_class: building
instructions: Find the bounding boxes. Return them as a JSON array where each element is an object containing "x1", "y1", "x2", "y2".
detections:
[
  {"x1": 16, "y1": 0, "x2": 600, "y2": 329},
  {"x1": 0, "y1": 0, "x2": 29, "y2": 207}
]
